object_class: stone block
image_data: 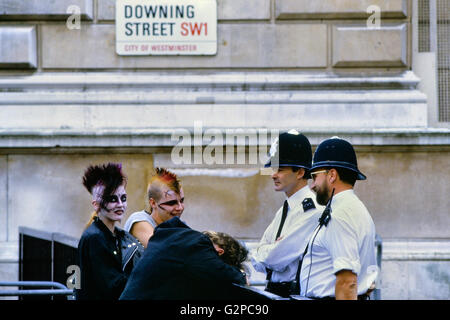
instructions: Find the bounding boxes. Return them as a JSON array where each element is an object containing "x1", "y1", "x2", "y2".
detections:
[
  {"x1": 356, "y1": 151, "x2": 450, "y2": 238},
  {"x1": 0, "y1": 0, "x2": 93, "y2": 20},
  {"x1": 0, "y1": 105, "x2": 86, "y2": 129},
  {"x1": 0, "y1": 242, "x2": 17, "y2": 264},
  {"x1": 276, "y1": 0, "x2": 407, "y2": 19},
  {"x1": 218, "y1": 0, "x2": 271, "y2": 20},
  {"x1": 0, "y1": 258, "x2": 18, "y2": 299},
  {"x1": 381, "y1": 260, "x2": 450, "y2": 299},
  {"x1": 98, "y1": 0, "x2": 271, "y2": 21},
  {"x1": 0, "y1": 241, "x2": 18, "y2": 299},
  {"x1": 332, "y1": 24, "x2": 407, "y2": 67},
  {"x1": 41, "y1": 24, "x2": 327, "y2": 68},
  {"x1": 97, "y1": 0, "x2": 115, "y2": 21},
  {"x1": 0, "y1": 26, "x2": 37, "y2": 69}
]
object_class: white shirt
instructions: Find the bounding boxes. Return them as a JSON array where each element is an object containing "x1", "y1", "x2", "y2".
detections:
[
  {"x1": 299, "y1": 189, "x2": 378, "y2": 298},
  {"x1": 251, "y1": 185, "x2": 324, "y2": 283}
]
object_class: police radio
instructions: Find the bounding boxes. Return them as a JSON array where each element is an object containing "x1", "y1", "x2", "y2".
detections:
[{"x1": 318, "y1": 188, "x2": 335, "y2": 227}]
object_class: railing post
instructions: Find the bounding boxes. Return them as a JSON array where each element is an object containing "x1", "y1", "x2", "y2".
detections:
[{"x1": 374, "y1": 234, "x2": 383, "y2": 300}]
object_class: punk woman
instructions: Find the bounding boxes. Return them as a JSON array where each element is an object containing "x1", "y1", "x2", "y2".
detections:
[{"x1": 76, "y1": 163, "x2": 143, "y2": 300}]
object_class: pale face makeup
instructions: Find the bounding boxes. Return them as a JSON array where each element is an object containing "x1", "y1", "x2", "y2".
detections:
[{"x1": 96, "y1": 184, "x2": 127, "y2": 229}]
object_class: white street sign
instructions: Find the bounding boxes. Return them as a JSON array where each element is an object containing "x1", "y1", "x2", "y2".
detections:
[{"x1": 116, "y1": 0, "x2": 217, "y2": 55}]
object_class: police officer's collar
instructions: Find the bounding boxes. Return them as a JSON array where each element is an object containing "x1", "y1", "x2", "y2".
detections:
[
  {"x1": 328, "y1": 189, "x2": 355, "y2": 206},
  {"x1": 286, "y1": 185, "x2": 313, "y2": 211}
]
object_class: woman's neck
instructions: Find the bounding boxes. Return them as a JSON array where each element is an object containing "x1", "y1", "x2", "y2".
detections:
[{"x1": 98, "y1": 214, "x2": 116, "y2": 234}]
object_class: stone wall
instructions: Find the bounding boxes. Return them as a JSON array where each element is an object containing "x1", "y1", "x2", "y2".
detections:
[
  {"x1": 0, "y1": 0, "x2": 410, "y2": 70},
  {"x1": 0, "y1": 0, "x2": 449, "y2": 300}
]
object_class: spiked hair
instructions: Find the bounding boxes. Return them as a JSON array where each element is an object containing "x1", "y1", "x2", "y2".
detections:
[
  {"x1": 147, "y1": 167, "x2": 181, "y2": 198},
  {"x1": 82, "y1": 162, "x2": 127, "y2": 209}
]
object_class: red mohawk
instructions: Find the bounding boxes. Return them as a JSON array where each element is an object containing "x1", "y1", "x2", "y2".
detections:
[
  {"x1": 146, "y1": 168, "x2": 182, "y2": 207},
  {"x1": 152, "y1": 167, "x2": 181, "y2": 193}
]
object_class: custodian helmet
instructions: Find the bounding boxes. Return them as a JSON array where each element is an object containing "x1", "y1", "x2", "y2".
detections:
[
  {"x1": 311, "y1": 136, "x2": 366, "y2": 180},
  {"x1": 265, "y1": 130, "x2": 312, "y2": 177}
]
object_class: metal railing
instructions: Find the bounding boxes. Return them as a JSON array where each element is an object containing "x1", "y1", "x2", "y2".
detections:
[
  {"x1": 16, "y1": 226, "x2": 78, "y2": 300},
  {"x1": 0, "y1": 281, "x2": 74, "y2": 299},
  {"x1": 372, "y1": 234, "x2": 383, "y2": 300}
]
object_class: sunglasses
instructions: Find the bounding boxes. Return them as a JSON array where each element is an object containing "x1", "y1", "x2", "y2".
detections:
[{"x1": 310, "y1": 170, "x2": 329, "y2": 181}]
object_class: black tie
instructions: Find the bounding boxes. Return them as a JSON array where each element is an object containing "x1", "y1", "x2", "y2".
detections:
[
  {"x1": 276, "y1": 200, "x2": 289, "y2": 240},
  {"x1": 266, "y1": 200, "x2": 289, "y2": 281}
]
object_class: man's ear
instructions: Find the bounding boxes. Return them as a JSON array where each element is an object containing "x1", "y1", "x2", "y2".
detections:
[
  {"x1": 149, "y1": 198, "x2": 157, "y2": 208},
  {"x1": 329, "y1": 169, "x2": 337, "y2": 184},
  {"x1": 296, "y1": 168, "x2": 306, "y2": 180},
  {"x1": 214, "y1": 245, "x2": 224, "y2": 256}
]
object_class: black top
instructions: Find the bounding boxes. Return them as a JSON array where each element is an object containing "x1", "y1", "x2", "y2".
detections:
[
  {"x1": 76, "y1": 217, "x2": 130, "y2": 300},
  {"x1": 120, "y1": 217, "x2": 246, "y2": 300}
]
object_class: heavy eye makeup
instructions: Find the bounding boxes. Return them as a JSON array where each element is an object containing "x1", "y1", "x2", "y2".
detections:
[
  {"x1": 159, "y1": 198, "x2": 184, "y2": 206},
  {"x1": 105, "y1": 194, "x2": 127, "y2": 203}
]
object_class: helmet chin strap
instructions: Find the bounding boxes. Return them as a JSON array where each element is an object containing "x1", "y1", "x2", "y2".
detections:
[{"x1": 318, "y1": 188, "x2": 335, "y2": 227}]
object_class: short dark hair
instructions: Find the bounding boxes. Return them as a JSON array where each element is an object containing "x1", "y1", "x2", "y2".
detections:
[
  {"x1": 287, "y1": 166, "x2": 309, "y2": 179},
  {"x1": 334, "y1": 167, "x2": 357, "y2": 186},
  {"x1": 319, "y1": 167, "x2": 357, "y2": 186}
]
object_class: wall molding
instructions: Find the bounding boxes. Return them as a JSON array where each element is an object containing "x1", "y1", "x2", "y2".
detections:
[
  {"x1": 0, "y1": 71, "x2": 422, "y2": 90},
  {"x1": 1, "y1": 71, "x2": 446, "y2": 149},
  {"x1": 382, "y1": 238, "x2": 450, "y2": 261},
  {"x1": 0, "y1": 127, "x2": 448, "y2": 150},
  {"x1": 2, "y1": 238, "x2": 450, "y2": 264}
]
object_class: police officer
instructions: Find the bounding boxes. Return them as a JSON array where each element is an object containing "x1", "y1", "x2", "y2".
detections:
[
  {"x1": 251, "y1": 130, "x2": 324, "y2": 298},
  {"x1": 299, "y1": 137, "x2": 378, "y2": 300}
]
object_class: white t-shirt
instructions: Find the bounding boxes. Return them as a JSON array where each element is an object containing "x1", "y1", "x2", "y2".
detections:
[
  {"x1": 299, "y1": 189, "x2": 378, "y2": 298},
  {"x1": 124, "y1": 210, "x2": 157, "y2": 233}
]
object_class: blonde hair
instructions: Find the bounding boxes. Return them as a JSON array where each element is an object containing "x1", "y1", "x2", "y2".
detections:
[{"x1": 84, "y1": 211, "x2": 98, "y2": 230}]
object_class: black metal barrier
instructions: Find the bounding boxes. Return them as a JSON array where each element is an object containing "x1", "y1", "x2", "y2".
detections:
[{"x1": 17, "y1": 226, "x2": 78, "y2": 300}]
